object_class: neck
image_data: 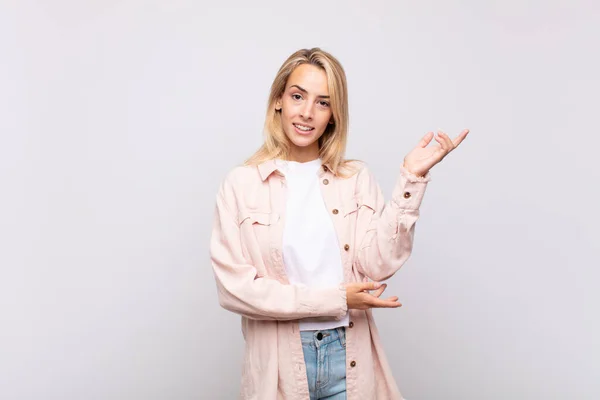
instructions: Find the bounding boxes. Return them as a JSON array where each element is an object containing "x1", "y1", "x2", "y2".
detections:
[{"x1": 288, "y1": 144, "x2": 320, "y2": 163}]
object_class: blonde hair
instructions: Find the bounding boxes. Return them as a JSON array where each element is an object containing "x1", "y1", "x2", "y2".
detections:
[{"x1": 245, "y1": 47, "x2": 358, "y2": 177}]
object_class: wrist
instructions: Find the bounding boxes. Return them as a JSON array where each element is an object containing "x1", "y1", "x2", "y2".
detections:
[{"x1": 403, "y1": 162, "x2": 427, "y2": 178}]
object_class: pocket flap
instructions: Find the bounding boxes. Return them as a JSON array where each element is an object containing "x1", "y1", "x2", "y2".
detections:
[
  {"x1": 343, "y1": 195, "x2": 376, "y2": 216},
  {"x1": 342, "y1": 200, "x2": 359, "y2": 217},
  {"x1": 238, "y1": 210, "x2": 279, "y2": 226}
]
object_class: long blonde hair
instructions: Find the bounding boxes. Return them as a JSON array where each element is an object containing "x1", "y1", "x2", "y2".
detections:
[{"x1": 245, "y1": 48, "x2": 358, "y2": 177}]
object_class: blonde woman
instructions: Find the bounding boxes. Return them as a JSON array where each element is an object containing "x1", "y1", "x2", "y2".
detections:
[{"x1": 210, "y1": 47, "x2": 469, "y2": 400}]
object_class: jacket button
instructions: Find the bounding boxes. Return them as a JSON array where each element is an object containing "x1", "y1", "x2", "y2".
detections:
[
  {"x1": 323, "y1": 179, "x2": 329, "y2": 185},
  {"x1": 316, "y1": 332, "x2": 323, "y2": 340},
  {"x1": 332, "y1": 209, "x2": 339, "y2": 215},
  {"x1": 344, "y1": 244, "x2": 350, "y2": 251},
  {"x1": 403, "y1": 192, "x2": 411, "y2": 199},
  {"x1": 349, "y1": 321, "x2": 354, "y2": 328},
  {"x1": 350, "y1": 361, "x2": 356, "y2": 367}
]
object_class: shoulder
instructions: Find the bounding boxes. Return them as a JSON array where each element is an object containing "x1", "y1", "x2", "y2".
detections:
[
  {"x1": 340, "y1": 159, "x2": 373, "y2": 182},
  {"x1": 217, "y1": 164, "x2": 261, "y2": 200},
  {"x1": 341, "y1": 160, "x2": 383, "y2": 201},
  {"x1": 332, "y1": 160, "x2": 378, "y2": 200},
  {"x1": 223, "y1": 164, "x2": 261, "y2": 185},
  {"x1": 343, "y1": 159, "x2": 367, "y2": 171}
]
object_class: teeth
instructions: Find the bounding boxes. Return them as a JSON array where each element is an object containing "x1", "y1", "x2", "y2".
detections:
[{"x1": 294, "y1": 124, "x2": 313, "y2": 131}]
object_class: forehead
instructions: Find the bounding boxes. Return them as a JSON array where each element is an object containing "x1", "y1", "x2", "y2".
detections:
[{"x1": 286, "y1": 64, "x2": 329, "y2": 94}]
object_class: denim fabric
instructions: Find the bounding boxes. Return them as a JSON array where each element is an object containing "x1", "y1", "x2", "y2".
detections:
[{"x1": 300, "y1": 327, "x2": 347, "y2": 400}]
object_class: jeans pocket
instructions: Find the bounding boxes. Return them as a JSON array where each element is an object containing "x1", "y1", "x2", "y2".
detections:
[{"x1": 336, "y1": 327, "x2": 346, "y2": 348}]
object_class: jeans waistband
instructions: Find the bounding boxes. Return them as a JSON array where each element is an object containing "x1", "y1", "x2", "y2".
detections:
[{"x1": 300, "y1": 327, "x2": 346, "y2": 348}]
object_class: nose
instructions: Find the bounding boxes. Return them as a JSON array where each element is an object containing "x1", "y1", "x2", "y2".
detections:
[{"x1": 300, "y1": 102, "x2": 314, "y2": 120}]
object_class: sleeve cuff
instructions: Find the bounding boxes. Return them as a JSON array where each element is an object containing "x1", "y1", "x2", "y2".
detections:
[
  {"x1": 335, "y1": 283, "x2": 348, "y2": 320},
  {"x1": 399, "y1": 165, "x2": 432, "y2": 183},
  {"x1": 307, "y1": 284, "x2": 347, "y2": 319},
  {"x1": 391, "y1": 166, "x2": 430, "y2": 210}
]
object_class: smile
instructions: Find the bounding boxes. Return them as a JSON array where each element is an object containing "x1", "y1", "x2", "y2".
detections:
[{"x1": 293, "y1": 123, "x2": 314, "y2": 133}]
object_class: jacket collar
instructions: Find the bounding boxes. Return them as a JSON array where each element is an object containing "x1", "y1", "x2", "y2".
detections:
[
  {"x1": 257, "y1": 159, "x2": 332, "y2": 181},
  {"x1": 257, "y1": 159, "x2": 280, "y2": 181}
]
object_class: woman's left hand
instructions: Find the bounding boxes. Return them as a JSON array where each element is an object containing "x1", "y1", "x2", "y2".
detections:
[{"x1": 403, "y1": 129, "x2": 469, "y2": 177}]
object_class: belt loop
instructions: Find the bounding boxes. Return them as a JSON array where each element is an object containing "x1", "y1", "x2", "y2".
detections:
[{"x1": 337, "y1": 327, "x2": 346, "y2": 348}]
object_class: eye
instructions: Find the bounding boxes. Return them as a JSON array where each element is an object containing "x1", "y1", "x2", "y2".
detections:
[
  {"x1": 291, "y1": 94, "x2": 302, "y2": 100},
  {"x1": 319, "y1": 100, "x2": 330, "y2": 107}
]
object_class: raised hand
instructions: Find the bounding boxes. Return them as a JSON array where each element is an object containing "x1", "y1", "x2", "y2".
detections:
[{"x1": 403, "y1": 129, "x2": 469, "y2": 177}]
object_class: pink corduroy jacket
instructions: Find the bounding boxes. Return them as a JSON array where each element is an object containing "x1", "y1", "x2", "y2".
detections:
[{"x1": 210, "y1": 159, "x2": 431, "y2": 400}]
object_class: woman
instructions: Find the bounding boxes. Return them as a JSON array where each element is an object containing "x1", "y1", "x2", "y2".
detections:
[{"x1": 210, "y1": 47, "x2": 469, "y2": 400}]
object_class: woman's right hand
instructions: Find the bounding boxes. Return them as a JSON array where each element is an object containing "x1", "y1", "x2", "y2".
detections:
[{"x1": 343, "y1": 282, "x2": 402, "y2": 310}]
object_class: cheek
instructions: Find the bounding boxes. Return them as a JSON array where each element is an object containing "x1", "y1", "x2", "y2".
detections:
[
  {"x1": 318, "y1": 112, "x2": 332, "y2": 129},
  {"x1": 280, "y1": 104, "x2": 296, "y2": 121}
]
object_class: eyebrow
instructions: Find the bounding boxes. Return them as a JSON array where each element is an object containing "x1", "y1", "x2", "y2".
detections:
[{"x1": 289, "y1": 84, "x2": 330, "y2": 99}]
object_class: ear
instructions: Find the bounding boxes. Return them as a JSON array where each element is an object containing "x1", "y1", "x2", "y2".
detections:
[{"x1": 275, "y1": 99, "x2": 282, "y2": 111}]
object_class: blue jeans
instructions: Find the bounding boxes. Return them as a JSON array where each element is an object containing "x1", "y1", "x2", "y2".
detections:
[{"x1": 300, "y1": 327, "x2": 347, "y2": 400}]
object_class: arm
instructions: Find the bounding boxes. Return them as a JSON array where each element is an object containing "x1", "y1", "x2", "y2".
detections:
[
  {"x1": 210, "y1": 176, "x2": 348, "y2": 321},
  {"x1": 353, "y1": 164, "x2": 430, "y2": 282}
]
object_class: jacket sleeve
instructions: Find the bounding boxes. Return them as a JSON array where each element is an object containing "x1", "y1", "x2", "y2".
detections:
[
  {"x1": 353, "y1": 164, "x2": 431, "y2": 282},
  {"x1": 210, "y1": 176, "x2": 348, "y2": 321}
]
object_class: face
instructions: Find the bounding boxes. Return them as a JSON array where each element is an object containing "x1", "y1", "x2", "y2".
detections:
[{"x1": 275, "y1": 63, "x2": 333, "y2": 161}]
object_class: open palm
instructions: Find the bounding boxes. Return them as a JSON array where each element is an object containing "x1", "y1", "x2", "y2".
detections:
[{"x1": 403, "y1": 129, "x2": 469, "y2": 177}]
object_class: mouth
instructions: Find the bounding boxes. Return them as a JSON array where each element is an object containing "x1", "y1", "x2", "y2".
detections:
[{"x1": 293, "y1": 123, "x2": 315, "y2": 135}]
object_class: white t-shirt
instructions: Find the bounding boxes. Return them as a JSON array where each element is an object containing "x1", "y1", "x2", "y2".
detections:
[{"x1": 275, "y1": 158, "x2": 349, "y2": 331}]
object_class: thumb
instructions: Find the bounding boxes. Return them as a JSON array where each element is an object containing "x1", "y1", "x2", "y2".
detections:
[{"x1": 362, "y1": 281, "x2": 382, "y2": 291}]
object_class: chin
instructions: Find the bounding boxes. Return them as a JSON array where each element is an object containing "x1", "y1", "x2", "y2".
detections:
[
  {"x1": 289, "y1": 135, "x2": 318, "y2": 148},
  {"x1": 285, "y1": 127, "x2": 322, "y2": 148}
]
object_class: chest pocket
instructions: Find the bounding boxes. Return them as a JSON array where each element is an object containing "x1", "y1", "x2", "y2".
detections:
[
  {"x1": 342, "y1": 195, "x2": 376, "y2": 217},
  {"x1": 238, "y1": 211, "x2": 280, "y2": 226},
  {"x1": 237, "y1": 210, "x2": 280, "y2": 277}
]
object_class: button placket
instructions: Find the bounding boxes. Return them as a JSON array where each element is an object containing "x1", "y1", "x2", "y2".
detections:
[
  {"x1": 267, "y1": 175, "x2": 290, "y2": 283},
  {"x1": 318, "y1": 168, "x2": 351, "y2": 285}
]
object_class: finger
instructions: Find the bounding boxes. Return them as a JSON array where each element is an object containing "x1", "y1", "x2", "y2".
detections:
[
  {"x1": 369, "y1": 283, "x2": 387, "y2": 298},
  {"x1": 418, "y1": 132, "x2": 434, "y2": 148},
  {"x1": 438, "y1": 130, "x2": 455, "y2": 152},
  {"x1": 360, "y1": 281, "x2": 383, "y2": 291},
  {"x1": 346, "y1": 281, "x2": 373, "y2": 291},
  {"x1": 434, "y1": 134, "x2": 448, "y2": 151},
  {"x1": 375, "y1": 299, "x2": 402, "y2": 308},
  {"x1": 368, "y1": 296, "x2": 402, "y2": 308},
  {"x1": 452, "y1": 129, "x2": 469, "y2": 147}
]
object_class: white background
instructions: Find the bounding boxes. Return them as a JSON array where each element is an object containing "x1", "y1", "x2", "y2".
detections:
[{"x1": 1, "y1": 0, "x2": 598, "y2": 399}]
